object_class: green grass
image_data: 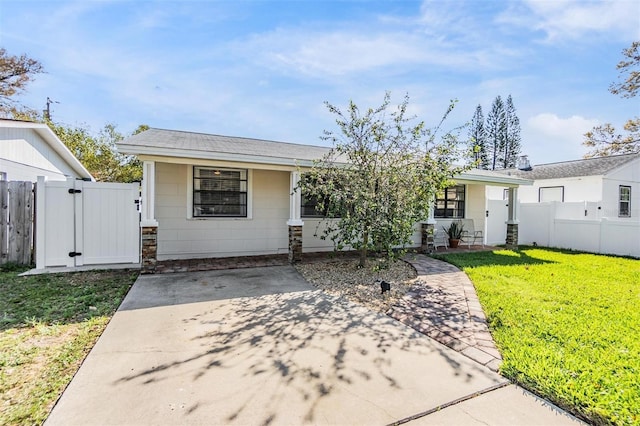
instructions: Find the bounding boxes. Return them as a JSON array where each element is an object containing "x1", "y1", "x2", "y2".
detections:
[
  {"x1": 0, "y1": 266, "x2": 137, "y2": 425},
  {"x1": 434, "y1": 248, "x2": 640, "y2": 425}
]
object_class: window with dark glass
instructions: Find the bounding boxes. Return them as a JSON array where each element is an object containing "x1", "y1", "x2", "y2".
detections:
[
  {"x1": 193, "y1": 167, "x2": 247, "y2": 217},
  {"x1": 434, "y1": 185, "x2": 465, "y2": 218},
  {"x1": 301, "y1": 192, "x2": 328, "y2": 218},
  {"x1": 619, "y1": 185, "x2": 631, "y2": 217}
]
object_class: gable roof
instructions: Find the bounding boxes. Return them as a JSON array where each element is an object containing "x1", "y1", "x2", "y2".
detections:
[
  {"x1": 0, "y1": 119, "x2": 93, "y2": 180},
  {"x1": 496, "y1": 153, "x2": 640, "y2": 180},
  {"x1": 118, "y1": 127, "x2": 531, "y2": 186},
  {"x1": 117, "y1": 128, "x2": 332, "y2": 167}
]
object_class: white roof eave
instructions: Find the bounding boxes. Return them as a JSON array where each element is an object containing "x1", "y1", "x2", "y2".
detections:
[
  {"x1": 454, "y1": 172, "x2": 533, "y2": 186},
  {"x1": 117, "y1": 144, "x2": 322, "y2": 168},
  {"x1": 118, "y1": 143, "x2": 533, "y2": 186}
]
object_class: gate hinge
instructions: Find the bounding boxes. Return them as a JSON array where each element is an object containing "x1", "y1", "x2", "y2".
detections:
[
  {"x1": 68, "y1": 251, "x2": 82, "y2": 257},
  {"x1": 68, "y1": 189, "x2": 82, "y2": 194}
]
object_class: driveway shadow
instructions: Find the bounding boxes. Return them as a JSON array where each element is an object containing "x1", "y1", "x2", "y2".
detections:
[{"x1": 46, "y1": 266, "x2": 506, "y2": 426}]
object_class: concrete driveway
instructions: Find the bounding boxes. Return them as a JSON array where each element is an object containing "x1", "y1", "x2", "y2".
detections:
[{"x1": 45, "y1": 266, "x2": 580, "y2": 425}]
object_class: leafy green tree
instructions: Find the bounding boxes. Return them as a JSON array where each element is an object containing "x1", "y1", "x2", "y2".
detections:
[
  {"x1": 468, "y1": 104, "x2": 488, "y2": 169},
  {"x1": 486, "y1": 96, "x2": 506, "y2": 170},
  {"x1": 48, "y1": 121, "x2": 145, "y2": 182},
  {"x1": 584, "y1": 41, "x2": 640, "y2": 157},
  {"x1": 299, "y1": 92, "x2": 468, "y2": 267},
  {"x1": 502, "y1": 94, "x2": 522, "y2": 168},
  {"x1": 0, "y1": 48, "x2": 44, "y2": 116}
]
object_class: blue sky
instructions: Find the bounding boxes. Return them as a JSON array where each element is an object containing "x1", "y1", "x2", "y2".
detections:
[{"x1": 1, "y1": 0, "x2": 638, "y2": 164}]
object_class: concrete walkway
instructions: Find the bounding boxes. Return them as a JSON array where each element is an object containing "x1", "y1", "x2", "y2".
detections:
[
  {"x1": 391, "y1": 254, "x2": 502, "y2": 371},
  {"x1": 46, "y1": 265, "x2": 583, "y2": 425}
]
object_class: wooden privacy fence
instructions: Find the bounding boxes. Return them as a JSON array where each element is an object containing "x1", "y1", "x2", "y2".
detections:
[{"x1": 0, "y1": 181, "x2": 34, "y2": 265}]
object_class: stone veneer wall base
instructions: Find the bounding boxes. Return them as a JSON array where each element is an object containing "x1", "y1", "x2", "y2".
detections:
[
  {"x1": 421, "y1": 223, "x2": 435, "y2": 254},
  {"x1": 505, "y1": 223, "x2": 518, "y2": 250},
  {"x1": 288, "y1": 225, "x2": 303, "y2": 263},
  {"x1": 141, "y1": 226, "x2": 158, "y2": 274}
]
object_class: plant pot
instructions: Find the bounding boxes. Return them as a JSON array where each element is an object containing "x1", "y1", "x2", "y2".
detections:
[{"x1": 449, "y1": 238, "x2": 460, "y2": 248}]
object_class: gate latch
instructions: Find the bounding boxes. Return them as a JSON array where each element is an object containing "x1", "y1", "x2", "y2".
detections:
[
  {"x1": 68, "y1": 251, "x2": 82, "y2": 257},
  {"x1": 68, "y1": 189, "x2": 82, "y2": 194}
]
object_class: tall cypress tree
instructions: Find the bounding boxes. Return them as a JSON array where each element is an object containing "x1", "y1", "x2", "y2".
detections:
[
  {"x1": 503, "y1": 94, "x2": 522, "y2": 168},
  {"x1": 486, "y1": 96, "x2": 505, "y2": 170},
  {"x1": 468, "y1": 104, "x2": 488, "y2": 169}
]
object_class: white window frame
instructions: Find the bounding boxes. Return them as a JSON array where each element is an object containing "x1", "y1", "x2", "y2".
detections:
[
  {"x1": 187, "y1": 166, "x2": 253, "y2": 219},
  {"x1": 619, "y1": 185, "x2": 631, "y2": 217},
  {"x1": 539, "y1": 186, "x2": 564, "y2": 202}
]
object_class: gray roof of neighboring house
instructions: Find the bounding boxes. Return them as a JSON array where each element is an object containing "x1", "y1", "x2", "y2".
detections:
[
  {"x1": 117, "y1": 128, "x2": 332, "y2": 164},
  {"x1": 496, "y1": 153, "x2": 640, "y2": 180}
]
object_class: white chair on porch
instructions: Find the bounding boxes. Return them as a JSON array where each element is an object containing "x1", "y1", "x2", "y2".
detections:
[
  {"x1": 461, "y1": 219, "x2": 484, "y2": 248},
  {"x1": 433, "y1": 228, "x2": 449, "y2": 251}
]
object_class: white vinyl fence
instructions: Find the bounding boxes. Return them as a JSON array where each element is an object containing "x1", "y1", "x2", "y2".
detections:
[
  {"x1": 519, "y1": 201, "x2": 640, "y2": 258},
  {"x1": 35, "y1": 177, "x2": 140, "y2": 269}
]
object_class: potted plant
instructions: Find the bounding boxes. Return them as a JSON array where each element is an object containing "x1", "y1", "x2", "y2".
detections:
[{"x1": 443, "y1": 221, "x2": 465, "y2": 248}]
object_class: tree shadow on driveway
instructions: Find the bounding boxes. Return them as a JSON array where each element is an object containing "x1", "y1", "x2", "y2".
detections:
[{"x1": 46, "y1": 267, "x2": 506, "y2": 426}]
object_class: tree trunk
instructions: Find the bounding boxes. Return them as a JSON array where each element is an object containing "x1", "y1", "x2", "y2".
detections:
[{"x1": 359, "y1": 230, "x2": 368, "y2": 268}]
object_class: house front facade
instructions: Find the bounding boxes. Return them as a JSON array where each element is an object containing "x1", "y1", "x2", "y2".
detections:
[{"x1": 117, "y1": 128, "x2": 531, "y2": 272}]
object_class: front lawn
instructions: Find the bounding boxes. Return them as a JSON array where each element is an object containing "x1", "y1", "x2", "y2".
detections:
[
  {"x1": 435, "y1": 248, "x2": 639, "y2": 426},
  {"x1": 0, "y1": 266, "x2": 137, "y2": 425}
]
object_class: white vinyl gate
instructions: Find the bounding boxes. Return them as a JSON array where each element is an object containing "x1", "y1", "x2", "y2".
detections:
[
  {"x1": 35, "y1": 177, "x2": 140, "y2": 269},
  {"x1": 486, "y1": 199, "x2": 509, "y2": 246}
]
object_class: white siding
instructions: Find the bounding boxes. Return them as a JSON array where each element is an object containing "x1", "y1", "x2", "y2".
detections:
[
  {"x1": 602, "y1": 159, "x2": 640, "y2": 219},
  {"x1": 0, "y1": 127, "x2": 78, "y2": 181},
  {"x1": 302, "y1": 219, "x2": 340, "y2": 252},
  {"x1": 517, "y1": 176, "x2": 603, "y2": 203},
  {"x1": 155, "y1": 163, "x2": 289, "y2": 260}
]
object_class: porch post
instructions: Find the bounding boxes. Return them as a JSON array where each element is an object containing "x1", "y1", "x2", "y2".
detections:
[
  {"x1": 287, "y1": 171, "x2": 304, "y2": 263},
  {"x1": 421, "y1": 200, "x2": 437, "y2": 253},
  {"x1": 140, "y1": 161, "x2": 159, "y2": 273},
  {"x1": 505, "y1": 187, "x2": 519, "y2": 250}
]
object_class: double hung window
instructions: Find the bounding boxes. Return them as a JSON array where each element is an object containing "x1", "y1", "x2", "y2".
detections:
[
  {"x1": 619, "y1": 185, "x2": 631, "y2": 217},
  {"x1": 193, "y1": 167, "x2": 247, "y2": 217}
]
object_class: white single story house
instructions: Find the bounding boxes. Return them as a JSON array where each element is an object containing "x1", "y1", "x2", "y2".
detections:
[
  {"x1": 0, "y1": 119, "x2": 93, "y2": 182},
  {"x1": 117, "y1": 128, "x2": 531, "y2": 272}
]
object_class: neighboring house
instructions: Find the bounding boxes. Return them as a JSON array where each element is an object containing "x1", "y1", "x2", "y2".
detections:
[
  {"x1": 488, "y1": 154, "x2": 640, "y2": 218},
  {"x1": 486, "y1": 154, "x2": 640, "y2": 257},
  {"x1": 0, "y1": 119, "x2": 93, "y2": 182},
  {"x1": 117, "y1": 128, "x2": 531, "y2": 271}
]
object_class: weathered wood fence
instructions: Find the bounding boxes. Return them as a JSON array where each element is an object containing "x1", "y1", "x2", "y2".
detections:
[{"x1": 0, "y1": 181, "x2": 34, "y2": 265}]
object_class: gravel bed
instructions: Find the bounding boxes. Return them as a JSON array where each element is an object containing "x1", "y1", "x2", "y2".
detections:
[{"x1": 295, "y1": 258, "x2": 418, "y2": 313}]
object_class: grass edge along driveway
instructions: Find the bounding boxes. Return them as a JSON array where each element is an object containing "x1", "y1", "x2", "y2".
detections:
[
  {"x1": 435, "y1": 247, "x2": 639, "y2": 426},
  {"x1": 0, "y1": 267, "x2": 137, "y2": 426}
]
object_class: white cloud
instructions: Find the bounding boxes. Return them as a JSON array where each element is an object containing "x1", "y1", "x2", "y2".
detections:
[
  {"x1": 234, "y1": 24, "x2": 520, "y2": 80},
  {"x1": 524, "y1": 113, "x2": 599, "y2": 163},
  {"x1": 500, "y1": 0, "x2": 640, "y2": 42}
]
